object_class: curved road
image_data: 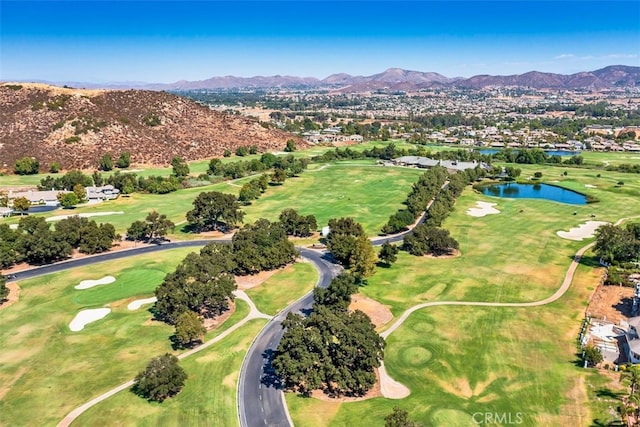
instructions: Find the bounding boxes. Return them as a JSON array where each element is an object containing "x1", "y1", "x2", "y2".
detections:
[{"x1": 237, "y1": 182, "x2": 449, "y2": 427}]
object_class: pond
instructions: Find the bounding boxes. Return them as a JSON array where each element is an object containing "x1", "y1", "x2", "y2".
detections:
[
  {"x1": 481, "y1": 183, "x2": 587, "y2": 205},
  {"x1": 477, "y1": 149, "x2": 579, "y2": 157}
]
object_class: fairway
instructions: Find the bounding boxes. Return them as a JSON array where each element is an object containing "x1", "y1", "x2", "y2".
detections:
[
  {"x1": 74, "y1": 318, "x2": 266, "y2": 427},
  {"x1": 285, "y1": 157, "x2": 640, "y2": 427},
  {"x1": 245, "y1": 261, "x2": 318, "y2": 315},
  {"x1": 243, "y1": 162, "x2": 424, "y2": 235}
]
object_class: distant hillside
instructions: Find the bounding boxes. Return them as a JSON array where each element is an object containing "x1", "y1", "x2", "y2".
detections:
[
  {"x1": 0, "y1": 83, "x2": 303, "y2": 171},
  {"x1": 44, "y1": 65, "x2": 639, "y2": 91}
]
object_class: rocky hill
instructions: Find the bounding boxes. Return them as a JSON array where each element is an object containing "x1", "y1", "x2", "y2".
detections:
[{"x1": 0, "y1": 83, "x2": 303, "y2": 171}]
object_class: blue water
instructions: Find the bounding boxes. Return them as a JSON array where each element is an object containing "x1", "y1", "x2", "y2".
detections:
[
  {"x1": 27, "y1": 205, "x2": 59, "y2": 213},
  {"x1": 477, "y1": 149, "x2": 578, "y2": 157},
  {"x1": 481, "y1": 183, "x2": 587, "y2": 205}
]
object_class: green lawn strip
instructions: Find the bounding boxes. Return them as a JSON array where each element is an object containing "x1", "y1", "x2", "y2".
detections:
[
  {"x1": 243, "y1": 163, "x2": 424, "y2": 236},
  {"x1": 245, "y1": 261, "x2": 318, "y2": 316},
  {"x1": 289, "y1": 258, "x2": 602, "y2": 427},
  {"x1": 73, "y1": 316, "x2": 264, "y2": 427}
]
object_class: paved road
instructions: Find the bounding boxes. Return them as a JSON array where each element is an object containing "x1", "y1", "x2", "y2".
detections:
[
  {"x1": 9, "y1": 239, "x2": 217, "y2": 282},
  {"x1": 237, "y1": 181, "x2": 449, "y2": 427},
  {"x1": 237, "y1": 248, "x2": 341, "y2": 427}
]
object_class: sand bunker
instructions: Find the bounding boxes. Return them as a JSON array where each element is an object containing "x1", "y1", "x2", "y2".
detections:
[
  {"x1": 557, "y1": 221, "x2": 609, "y2": 241},
  {"x1": 75, "y1": 276, "x2": 116, "y2": 290},
  {"x1": 585, "y1": 184, "x2": 597, "y2": 188},
  {"x1": 466, "y1": 201, "x2": 500, "y2": 218},
  {"x1": 127, "y1": 297, "x2": 157, "y2": 310},
  {"x1": 46, "y1": 212, "x2": 125, "y2": 222},
  {"x1": 379, "y1": 361, "x2": 410, "y2": 399},
  {"x1": 69, "y1": 308, "x2": 111, "y2": 331}
]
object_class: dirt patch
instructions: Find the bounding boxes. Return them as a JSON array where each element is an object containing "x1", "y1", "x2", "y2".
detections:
[
  {"x1": 0, "y1": 282, "x2": 20, "y2": 310},
  {"x1": 349, "y1": 294, "x2": 393, "y2": 328},
  {"x1": 235, "y1": 266, "x2": 287, "y2": 290},
  {"x1": 310, "y1": 368, "x2": 382, "y2": 402},
  {"x1": 203, "y1": 300, "x2": 236, "y2": 330},
  {"x1": 587, "y1": 282, "x2": 634, "y2": 324}
]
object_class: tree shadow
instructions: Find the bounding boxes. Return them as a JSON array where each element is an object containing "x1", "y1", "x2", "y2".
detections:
[
  {"x1": 578, "y1": 254, "x2": 604, "y2": 268},
  {"x1": 596, "y1": 388, "x2": 624, "y2": 400},
  {"x1": 260, "y1": 348, "x2": 283, "y2": 389}
]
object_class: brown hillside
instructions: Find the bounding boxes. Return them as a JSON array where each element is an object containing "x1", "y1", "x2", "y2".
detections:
[{"x1": 0, "y1": 83, "x2": 304, "y2": 171}]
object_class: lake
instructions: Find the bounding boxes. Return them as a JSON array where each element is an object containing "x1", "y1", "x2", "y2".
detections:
[{"x1": 481, "y1": 183, "x2": 587, "y2": 205}]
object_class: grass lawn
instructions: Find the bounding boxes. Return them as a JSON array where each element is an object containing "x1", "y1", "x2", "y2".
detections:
[
  {"x1": 74, "y1": 318, "x2": 266, "y2": 427},
  {"x1": 0, "y1": 180, "x2": 239, "y2": 238},
  {"x1": 245, "y1": 261, "x2": 318, "y2": 315},
  {"x1": 286, "y1": 160, "x2": 640, "y2": 427},
  {"x1": 243, "y1": 162, "x2": 424, "y2": 236},
  {"x1": 0, "y1": 246, "x2": 262, "y2": 427}
]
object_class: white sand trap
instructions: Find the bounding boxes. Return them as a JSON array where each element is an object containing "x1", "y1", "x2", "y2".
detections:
[
  {"x1": 585, "y1": 184, "x2": 597, "y2": 188},
  {"x1": 9, "y1": 224, "x2": 18, "y2": 230},
  {"x1": 127, "y1": 297, "x2": 157, "y2": 310},
  {"x1": 75, "y1": 276, "x2": 116, "y2": 290},
  {"x1": 69, "y1": 308, "x2": 111, "y2": 331},
  {"x1": 466, "y1": 201, "x2": 500, "y2": 218},
  {"x1": 46, "y1": 212, "x2": 125, "y2": 222},
  {"x1": 557, "y1": 221, "x2": 609, "y2": 241},
  {"x1": 379, "y1": 361, "x2": 410, "y2": 399}
]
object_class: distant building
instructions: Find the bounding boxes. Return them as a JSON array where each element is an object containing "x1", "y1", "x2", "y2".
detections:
[{"x1": 85, "y1": 185, "x2": 120, "y2": 201}]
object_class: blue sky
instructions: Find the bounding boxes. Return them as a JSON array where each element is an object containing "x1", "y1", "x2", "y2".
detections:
[{"x1": 1, "y1": 1, "x2": 638, "y2": 83}]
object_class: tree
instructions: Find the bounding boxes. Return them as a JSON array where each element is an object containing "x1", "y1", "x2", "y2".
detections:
[
  {"x1": 57, "y1": 192, "x2": 79, "y2": 209},
  {"x1": 0, "y1": 275, "x2": 8, "y2": 303},
  {"x1": 326, "y1": 217, "x2": 367, "y2": 267},
  {"x1": 223, "y1": 149, "x2": 232, "y2": 157},
  {"x1": 171, "y1": 156, "x2": 190, "y2": 179},
  {"x1": 133, "y1": 353, "x2": 187, "y2": 402},
  {"x1": 235, "y1": 146, "x2": 249, "y2": 157},
  {"x1": 49, "y1": 162, "x2": 61, "y2": 173},
  {"x1": 78, "y1": 222, "x2": 117, "y2": 254},
  {"x1": 279, "y1": 209, "x2": 317, "y2": 237},
  {"x1": 14, "y1": 157, "x2": 39, "y2": 175},
  {"x1": 186, "y1": 191, "x2": 244, "y2": 232},
  {"x1": 313, "y1": 273, "x2": 359, "y2": 312},
  {"x1": 403, "y1": 225, "x2": 459, "y2": 257},
  {"x1": 533, "y1": 171, "x2": 543, "y2": 179},
  {"x1": 73, "y1": 184, "x2": 86, "y2": 203},
  {"x1": 584, "y1": 345, "x2": 603, "y2": 367},
  {"x1": 379, "y1": 242, "x2": 399, "y2": 266},
  {"x1": 116, "y1": 151, "x2": 131, "y2": 168},
  {"x1": 385, "y1": 407, "x2": 419, "y2": 427},
  {"x1": 271, "y1": 168, "x2": 287, "y2": 185},
  {"x1": 595, "y1": 224, "x2": 640, "y2": 264},
  {"x1": 155, "y1": 243, "x2": 237, "y2": 323},
  {"x1": 350, "y1": 235, "x2": 377, "y2": 277},
  {"x1": 145, "y1": 211, "x2": 175, "y2": 241},
  {"x1": 273, "y1": 305, "x2": 385, "y2": 397},
  {"x1": 127, "y1": 211, "x2": 175, "y2": 242},
  {"x1": 231, "y1": 219, "x2": 297, "y2": 275},
  {"x1": 16, "y1": 216, "x2": 72, "y2": 264},
  {"x1": 99, "y1": 153, "x2": 114, "y2": 171},
  {"x1": 174, "y1": 311, "x2": 206, "y2": 348},
  {"x1": 249, "y1": 145, "x2": 258, "y2": 155},
  {"x1": 12, "y1": 197, "x2": 30, "y2": 214},
  {"x1": 284, "y1": 139, "x2": 296, "y2": 152}
]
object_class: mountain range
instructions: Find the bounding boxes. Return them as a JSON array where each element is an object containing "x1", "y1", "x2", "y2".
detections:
[{"x1": 22, "y1": 65, "x2": 640, "y2": 92}]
